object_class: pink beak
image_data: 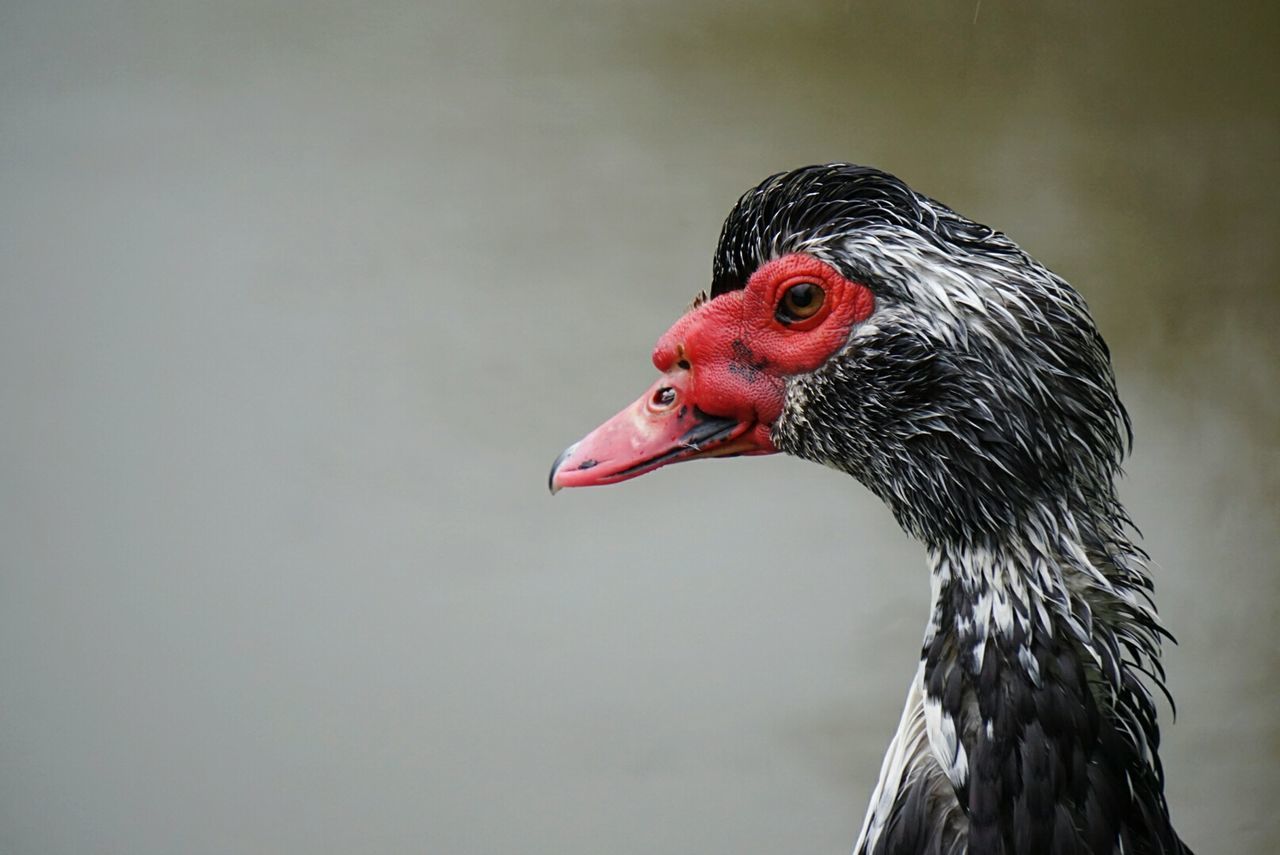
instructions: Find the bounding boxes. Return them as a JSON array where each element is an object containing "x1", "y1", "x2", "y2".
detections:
[{"x1": 548, "y1": 369, "x2": 773, "y2": 493}]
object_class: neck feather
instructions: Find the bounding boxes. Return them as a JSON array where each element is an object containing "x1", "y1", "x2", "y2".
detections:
[
  {"x1": 924, "y1": 502, "x2": 1165, "y2": 703},
  {"x1": 907, "y1": 502, "x2": 1181, "y2": 853}
]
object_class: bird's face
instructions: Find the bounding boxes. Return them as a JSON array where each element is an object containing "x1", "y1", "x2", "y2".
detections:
[
  {"x1": 549, "y1": 252, "x2": 874, "y2": 491},
  {"x1": 550, "y1": 164, "x2": 1126, "y2": 546}
]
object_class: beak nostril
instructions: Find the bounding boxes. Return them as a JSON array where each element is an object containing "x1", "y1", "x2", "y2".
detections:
[{"x1": 651, "y1": 386, "x2": 678, "y2": 410}]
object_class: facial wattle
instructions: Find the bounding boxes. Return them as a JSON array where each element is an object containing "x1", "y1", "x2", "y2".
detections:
[
  {"x1": 651, "y1": 290, "x2": 788, "y2": 434},
  {"x1": 549, "y1": 253, "x2": 873, "y2": 492}
]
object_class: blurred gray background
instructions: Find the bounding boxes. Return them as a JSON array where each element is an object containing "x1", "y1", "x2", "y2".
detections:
[{"x1": 1, "y1": 2, "x2": 1276, "y2": 853}]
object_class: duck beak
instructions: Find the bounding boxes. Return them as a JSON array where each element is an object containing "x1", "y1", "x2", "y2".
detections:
[{"x1": 548, "y1": 372, "x2": 773, "y2": 494}]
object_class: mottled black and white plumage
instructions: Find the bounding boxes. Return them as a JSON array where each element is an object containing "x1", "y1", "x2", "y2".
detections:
[{"x1": 713, "y1": 165, "x2": 1190, "y2": 855}]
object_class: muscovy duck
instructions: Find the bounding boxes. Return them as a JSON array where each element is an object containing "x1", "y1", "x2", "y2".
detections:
[{"x1": 549, "y1": 164, "x2": 1190, "y2": 855}]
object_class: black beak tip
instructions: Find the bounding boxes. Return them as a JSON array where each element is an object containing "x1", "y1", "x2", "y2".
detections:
[{"x1": 548, "y1": 444, "x2": 576, "y2": 495}]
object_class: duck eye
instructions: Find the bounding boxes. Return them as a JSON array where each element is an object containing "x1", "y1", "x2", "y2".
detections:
[{"x1": 776, "y1": 282, "x2": 826, "y2": 324}]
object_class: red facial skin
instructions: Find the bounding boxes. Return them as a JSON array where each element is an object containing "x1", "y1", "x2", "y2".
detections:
[{"x1": 550, "y1": 253, "x2": 874, "y2": 491}]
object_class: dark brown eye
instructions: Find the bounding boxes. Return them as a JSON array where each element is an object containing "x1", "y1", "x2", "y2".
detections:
[{"x1": 776, "y1": 282, "x2": 826, "y2": 324}]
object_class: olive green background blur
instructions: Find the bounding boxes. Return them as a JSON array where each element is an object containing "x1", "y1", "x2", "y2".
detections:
[{"x1": 2, "y1": 2, "x2": 1276, "y2": 853}]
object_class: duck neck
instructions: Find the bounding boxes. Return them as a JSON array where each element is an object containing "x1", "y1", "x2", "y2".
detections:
[
  {"x1": 921, "y1": 503, "x2": 1162, "y2": 706},
  {"x1": 910, "y1": 503, "x2": 1176, "y2": 852}
]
